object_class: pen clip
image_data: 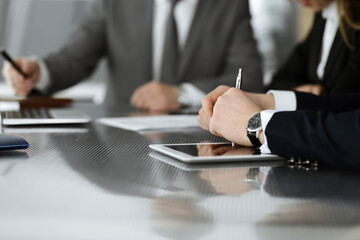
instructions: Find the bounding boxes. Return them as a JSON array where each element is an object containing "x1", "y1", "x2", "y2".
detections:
[{"x1": 236, "y1": 68, "x2": 242, "y2": 89}]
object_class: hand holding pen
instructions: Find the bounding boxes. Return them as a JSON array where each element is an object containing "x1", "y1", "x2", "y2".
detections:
[
  {"x1": 197, "y1": 68, "x2": 242, "y2": 135},
  {"x1": 1, "y1": 48, "x2": 40, "y2": 96},
  {"x1": 198, "y1": 68, "x2": 264, "y2": 147}
]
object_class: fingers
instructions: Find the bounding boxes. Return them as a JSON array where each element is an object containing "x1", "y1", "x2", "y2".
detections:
[
  {"x1": 199, "y1": 86, "x2": 234, "y2": 134},
  {"x1": 1, "y1": 58, "x2": 39, "y2": 96},
  {"x1": 130, "y1": 81, "x2": 181, "y2": 111},
  {"x1": 201, "y1": 95, "x2": 213, "y2": 123},
  {"x1": 293, "y1": 84, "x2": 324, "y2": 96},
  {"x1": 12, "y1": 80, "x2": 33, "y2": 96},
  {"x1": 131, "y1": 85, "x2": 152, "y2": 109},
  {"x1": 311, "y1": 85, "x2": 324, "y2": 96},
  {"x1": 209, "y1": 146, "x2": 232, "y2": 156},
  {"x1": 200, "y1": 85, "x2": 231, "y2": 125},
  {"x1": 198, "y1": 107, "x2": 210, "y2": 130},
  {"x1": 2, "y1": 62, "x2": 29, "y2": 95},
  {"x1": 131, "y1": 81, "x2": 155, "y2": 109},
  {"x1": 200, "y1": 170, "x2": 211, "y2": 181},
  {"x1": 208, "y1": 95, "x2": 226, "y2": 137},
  {"x1": 207, "y1": 88, "x2": 262, "y2": 145},
  {"x1": 20, "y1": 59, "x2": 33, "y2": 76}
]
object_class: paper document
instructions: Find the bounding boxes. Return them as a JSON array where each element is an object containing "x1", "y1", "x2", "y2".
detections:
[{"x1": 97, "y1": 115, "x2": 199, "y2": 132}]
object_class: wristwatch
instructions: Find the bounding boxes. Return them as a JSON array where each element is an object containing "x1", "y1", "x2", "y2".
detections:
[
  {"x1": 246, "y1": 112, "x2": 262, "y2": 148},
  {"x1": 177, "y1": 85, "x2": 191, "y2": 107}
]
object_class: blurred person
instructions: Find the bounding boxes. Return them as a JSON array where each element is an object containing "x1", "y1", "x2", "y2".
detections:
[
  {"x1": 249, "y1": 0, "x2": 298, "y2": 86},
  {"x1": 268, "y1": 0, "x2": 360, "y2": 95},
  {"x1": 1, "y1": 0, "x2": 262, "y2": 112}
]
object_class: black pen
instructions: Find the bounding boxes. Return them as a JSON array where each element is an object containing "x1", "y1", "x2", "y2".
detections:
[{"x1": 0, "y1": 47, "x2": 28, "y2": 78}]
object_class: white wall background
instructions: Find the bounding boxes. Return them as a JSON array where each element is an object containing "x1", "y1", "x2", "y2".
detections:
[{"x1": 249, "y1": 0, "x2": 298, "y2": 86}]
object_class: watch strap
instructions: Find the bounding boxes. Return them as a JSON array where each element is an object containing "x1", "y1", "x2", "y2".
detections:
[
  {"x1": 177, "y1": 86, "x2": 191, "y2": 106},
  {"x1": 247, "y1": 131, "x2": 262, "y2": 148}
]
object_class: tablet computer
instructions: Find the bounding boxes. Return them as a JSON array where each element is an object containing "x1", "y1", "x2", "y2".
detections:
[
  {"x1": 149, "y1": 151, "x2": 285, "y2": 171},
  {"x1": 149, "y1": 142, "x2": 286, "y2": 164}
]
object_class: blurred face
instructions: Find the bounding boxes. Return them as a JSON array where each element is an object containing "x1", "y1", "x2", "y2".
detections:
[{"x1": 295, "y1": 0, "x2": 335, "y2": 12}]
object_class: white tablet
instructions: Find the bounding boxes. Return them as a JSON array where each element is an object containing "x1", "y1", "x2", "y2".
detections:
[
  {"x1": 149, "y1": 142, "x2": 286, "y2": 164},
  {"x1": 149, "y1": 151, "x2": 285, "y2": 171}
]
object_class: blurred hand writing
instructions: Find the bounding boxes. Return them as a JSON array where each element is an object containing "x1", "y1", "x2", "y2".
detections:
[{"x1": 2, "y1": 58, "x2": 40, "y2": 96}]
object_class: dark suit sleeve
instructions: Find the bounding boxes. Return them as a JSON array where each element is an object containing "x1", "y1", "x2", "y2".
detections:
[
  {"x1": 191, "y1": 0, "x2": 263, "y2": 93},
  {"x1": 267, "y1": 43, "x2": 309, "y2": 90},
  {"x1": 331, "y1": 44, "x2": 360, "y2": 94},
  {"x1": 296, "y1": 91, "x2": 360, "y2": 112},
  {"x1": 42, "y1": 0, "x2": 106, "y2": 94},
  {"x1": 265, "y1": 109, "x2": 360, "y2": 168},
  {"x1": 267, "y1": 15, "x2": 318, "y2": 91}
]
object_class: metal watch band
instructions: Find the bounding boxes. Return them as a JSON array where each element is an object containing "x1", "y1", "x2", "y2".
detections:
[
  {"x1": 247, "y1": 131, "x2": 262, "y2": 148},
  {"x1": 177, "y1": 86, "x2": 191, "y2": 106}
]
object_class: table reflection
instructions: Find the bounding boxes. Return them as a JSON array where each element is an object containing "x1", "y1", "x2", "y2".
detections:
[{"x1": 0, "y1": 106, "x2": 357, "y2": 239}]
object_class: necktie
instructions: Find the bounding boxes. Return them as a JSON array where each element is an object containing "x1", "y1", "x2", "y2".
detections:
[{"x1": 160, "y1": 0, "x2": 181, "y2": 83}]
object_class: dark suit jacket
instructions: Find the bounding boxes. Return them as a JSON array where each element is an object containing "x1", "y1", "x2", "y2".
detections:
[
  {"x1": 42, "y1": 0, "x2": 263, "y2": 105},
  {"x1": 266, "y1": 92, "x2": 360, "y2": 169},
  {"x1": 268, "y1": 13, "x2": 360, "y2": 93}
]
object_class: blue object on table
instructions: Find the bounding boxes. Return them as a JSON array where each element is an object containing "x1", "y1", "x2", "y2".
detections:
[{"x1": 0, "y1": 134, "x2": 29, "y2": 150}]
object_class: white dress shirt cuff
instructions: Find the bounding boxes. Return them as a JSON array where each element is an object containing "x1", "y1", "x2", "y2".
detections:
[
  {"x1": 180, "y1": 83, "x2": 206, "y2": 107},
  {"x1": 267, "y1": 90, "x2": 297, "y2": 111},
  {"x1": 259, "y1": 91, "x2": 297, "y2": 153},
  {"x1": 260, "y1": 110, "x2": 277, "y2": 154},
  {"x1": 28, "y1": 56, "x2": 50, "y2": 91}
]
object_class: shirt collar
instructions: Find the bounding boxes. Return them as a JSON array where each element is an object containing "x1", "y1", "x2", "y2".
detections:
[{"x1": 322, "y1": 1, "x2": 339, "y2": 24}]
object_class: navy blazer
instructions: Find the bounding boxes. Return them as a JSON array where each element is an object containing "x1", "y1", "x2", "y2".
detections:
[
  {"x1": 265, "y1": 92, "x2": 360, "y2": 168},
  {"x1": 268, "y1": 13, "x2": 360, "y2": 93}
]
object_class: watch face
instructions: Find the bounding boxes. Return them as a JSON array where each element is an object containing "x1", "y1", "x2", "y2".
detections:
[{"x1": 246, "y1": 113, "x2": 261, "y2": 131}]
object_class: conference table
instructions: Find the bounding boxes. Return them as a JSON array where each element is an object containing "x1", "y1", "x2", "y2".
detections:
[{"x1": 0, "y1": 102, "x2": 359, "y2": 240}]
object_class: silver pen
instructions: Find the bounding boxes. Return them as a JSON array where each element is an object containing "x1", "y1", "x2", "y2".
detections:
[
  {"x1": 232, "y1": 68, "x2": 242, "y2": 147},
  {"x1": 236, "y1": 68, "x2": 242, "y2": 90}
]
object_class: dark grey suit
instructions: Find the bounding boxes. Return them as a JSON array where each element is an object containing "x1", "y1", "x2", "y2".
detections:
[{"x1": 43, "y1": 0, "x2": 263, "y2": 105}]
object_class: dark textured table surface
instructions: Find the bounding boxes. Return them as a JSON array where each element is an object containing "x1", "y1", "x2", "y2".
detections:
[{"x1": 0, "y1": 103, "x2": 359, "y2": 240}]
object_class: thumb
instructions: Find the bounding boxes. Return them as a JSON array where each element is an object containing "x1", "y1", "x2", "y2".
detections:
[
  {"x1": 20, "y1": 59, "x2": 34, "y2": 73},
  {"x1": 18, "y1": 58, "x2": 40, "y2": 82}
]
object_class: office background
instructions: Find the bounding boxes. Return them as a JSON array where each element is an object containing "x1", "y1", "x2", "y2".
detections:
[
  {"x1": 0, "y1": 0, "x2": 311, "y2": 100},
  {"x1": 2, "y1": 2, "x2": 358, "y2": 240}
]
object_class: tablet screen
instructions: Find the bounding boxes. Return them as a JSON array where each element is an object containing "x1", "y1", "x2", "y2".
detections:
[
  {"x1": 149, "y1": 142, "x2": 284, "y2": 163},
  {"x1": 166, "y1": 143, "x2": 259, "y2": 157}
]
